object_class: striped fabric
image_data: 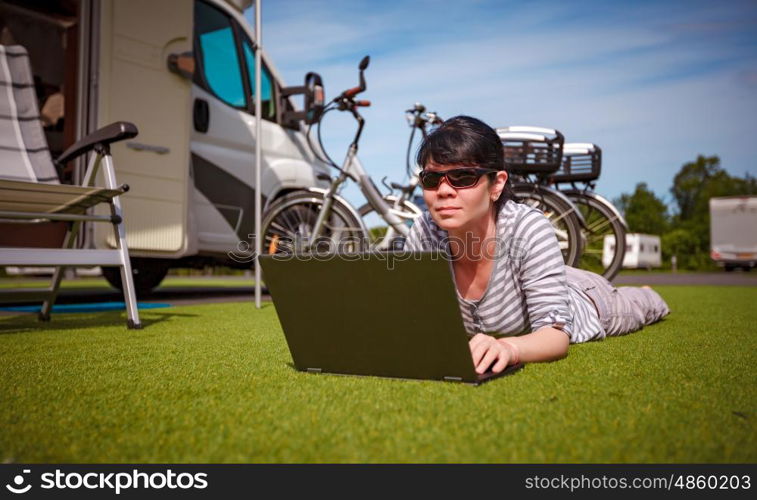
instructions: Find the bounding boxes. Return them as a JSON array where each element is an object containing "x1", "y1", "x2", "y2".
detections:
[
  {"x1": 0, "y1": 45, "x2": 59, "y2": 184},
  {"x1": 404, "y1": 199, "x2": 605, "y2": 343},
  {"x1": 564, "y1": 265, "x2": 669, "y2": 338}
]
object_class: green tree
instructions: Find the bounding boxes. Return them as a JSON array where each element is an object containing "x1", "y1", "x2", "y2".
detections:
[
  {"x1": 672, "y1": 155, "x2": 756, "y2": 222},
  {"x1": 670, "y1": 155, "x2": 720, "y2": 222},
  {"x1": 661, "y1": 228, "x2": 707, "y2": 270},
  {"x1": 615, "y1": 182, "x2": 669, "y2": 235},
  {"x1": 615, "y1": 155, "x2": 756, "y2": 270},
  {"x1": 670, "y1": 155, "x2": 757, "y2": 258}
]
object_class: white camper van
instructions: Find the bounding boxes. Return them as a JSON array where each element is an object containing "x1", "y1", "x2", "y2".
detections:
[
  {"x1": 0, "y1": 0, "x2": 329, "y2": 291},
  {"x1": 710, "y1": 196, "x2": 757, "y2": 271},
  {"x1": 603, "y1": 233, "x2": 661, "y2": 270}
]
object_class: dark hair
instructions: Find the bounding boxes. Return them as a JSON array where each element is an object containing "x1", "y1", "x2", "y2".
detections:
[{"x1": 416, "y1": 115, "x2": 512, "y2": 211}]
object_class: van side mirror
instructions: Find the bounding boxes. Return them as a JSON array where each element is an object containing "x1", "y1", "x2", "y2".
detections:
[
  {"x1": 167, "y1": 52, "x2": 195, "y2": 80},
  {"x1": 303, "y1": 72, "x2": 324, "y2": 124},
  {"x1": 281, "y1": 72, "x2": 325, "y2": 125}
]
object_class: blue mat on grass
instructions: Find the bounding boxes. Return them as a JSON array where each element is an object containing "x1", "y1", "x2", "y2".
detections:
[{"x1": 0, "y1": 302, "x2": 171, "y2": 313}]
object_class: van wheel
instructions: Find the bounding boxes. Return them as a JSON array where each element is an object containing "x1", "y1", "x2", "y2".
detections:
[
  {"x1": 102, "y1": 259, "x2": 169, "y2": 295},
  {"x1": 724, "y1": 264, "x2": 735, "y2": 272}
]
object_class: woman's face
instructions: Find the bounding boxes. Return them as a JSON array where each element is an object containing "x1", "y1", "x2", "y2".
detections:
[{"x1": 422, "y1": 161, "x2": 508, "y2": 232}]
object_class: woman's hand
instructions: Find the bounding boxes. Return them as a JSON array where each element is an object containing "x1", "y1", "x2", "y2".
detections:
[{"x1": 469, "y1": 333, "x2": 520, "y2": 374}]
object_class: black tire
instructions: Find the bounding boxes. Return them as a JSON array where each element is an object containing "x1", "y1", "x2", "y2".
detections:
[
  {"x1": 357, "y1": 195, "x2": 422, "y2": 248},
  {"x1": 511, "y1": 184, "x2": 583, "y2": 266},
  {"x1": 102, "y1": 258, "x2": 169, "y2": 295},
  {"x1": 261, "y1": 191, "x2": 368, "y2": 255},
  {"x1": 567, "y1": 193, "x2": 627, "y2": 281}
]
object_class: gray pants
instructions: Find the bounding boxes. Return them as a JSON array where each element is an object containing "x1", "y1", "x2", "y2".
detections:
[{"x1": 565, "y1": 266, "x2": 670, "y2": 338}]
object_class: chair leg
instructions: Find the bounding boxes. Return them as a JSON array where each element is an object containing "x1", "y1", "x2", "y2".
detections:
[
  {"x1": 41, "y1": 154, "x2": 101, "y2": 322},
  {"x1": 102, "y1": 153, "x2": 141, "y2": 329},
  {"x1": 118, "y1": 251, "x2": 141, "y2": 330},
  {"x1": 40, "y1": 221, "x2": 81, "y2": 322},
  {"x1": 39, "y1": 266, "x2": 62, "y2": 322}
]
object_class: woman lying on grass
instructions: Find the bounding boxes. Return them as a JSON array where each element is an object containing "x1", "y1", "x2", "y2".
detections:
[{"x1": 404, "y1": 116, "x2": 670, "y2": 374}]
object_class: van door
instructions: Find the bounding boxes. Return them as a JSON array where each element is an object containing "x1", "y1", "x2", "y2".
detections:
[
  {"x1": 189, "y1": 0, "x2": 287, "y2": 254},
  {"x1": 94, "y1": 0, "x2": 193, "y2": 256}
]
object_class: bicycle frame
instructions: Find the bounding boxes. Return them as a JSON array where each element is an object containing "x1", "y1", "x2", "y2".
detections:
[
  {"x1": 350, "y1": 154, "x2": 410, "y2": 234},
  {"x1": 371, "y1": 181, "x2": 421, "y2": 250},
  {"x1": 309, "y1": 143, "x2": 410, "y2": 247}
]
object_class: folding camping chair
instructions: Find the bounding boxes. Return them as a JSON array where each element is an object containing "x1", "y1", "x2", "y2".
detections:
[{"x1": 0, "y1": 44, "x2": 142, "y2": 328}]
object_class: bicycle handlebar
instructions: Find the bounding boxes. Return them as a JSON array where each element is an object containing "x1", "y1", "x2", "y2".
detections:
[
  {"x1": 343, "y1": 86, "x2": 363, "y2": 98},
  {"x1": 406, "y1": 103, "x2": 425, "y2": 113},
  {"x1": 426, "y1": 112, "x2": 443, "y2": 125},
  {"x1": 334, "y1": 55, "x2": 370, "y2": 104},
  {"x1": 406, "y1": 103, "x2": 444, "y2": 131}
]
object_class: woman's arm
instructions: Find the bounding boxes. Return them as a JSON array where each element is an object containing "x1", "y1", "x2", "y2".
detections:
[
  {"x1": 469, "y1": 327, "x2": 569, "y2": 374},
  {"x1": 469, "y1": 210, "x2": 576, "y2": 373},
  {"x1": 499, "y1": 327, "x2": 569, "y2": 362}
]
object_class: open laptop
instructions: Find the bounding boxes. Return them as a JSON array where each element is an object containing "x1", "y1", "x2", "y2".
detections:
[{"x1": 259, "y1": 252, "x2": 523, "y2": 385}]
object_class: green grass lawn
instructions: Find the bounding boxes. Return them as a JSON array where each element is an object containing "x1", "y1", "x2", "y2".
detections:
[{"x1": 1, "y1": 285, "x2": 755, "y2": 463}]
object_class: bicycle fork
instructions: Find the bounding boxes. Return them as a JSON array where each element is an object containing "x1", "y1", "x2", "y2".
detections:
[{"x1": 309, "y1": 164, "x2": 351, "y2": 250}]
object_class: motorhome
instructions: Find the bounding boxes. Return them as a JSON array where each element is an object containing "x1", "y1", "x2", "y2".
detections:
[
  {"x1": 603, "y1": 233, "x2": 662, "y2": 270},
  {"x1": 0, "y1": 0, "x2": 329, "y2": 292},
  {"x1": 710, "y1": 196, "x2": 757, "y2": 271}
]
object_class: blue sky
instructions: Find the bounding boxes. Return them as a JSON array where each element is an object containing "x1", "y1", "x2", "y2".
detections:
[{"x1": 246, "y1": 0, "x2": 757, "y2": 212}]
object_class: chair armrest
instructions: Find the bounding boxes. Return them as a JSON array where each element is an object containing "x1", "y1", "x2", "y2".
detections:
[{"x1": 56, "y1": 121, "x2": 139, "y2": 166}]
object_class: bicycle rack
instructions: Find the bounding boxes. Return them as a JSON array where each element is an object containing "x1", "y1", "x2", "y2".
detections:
[
  {"x1": 550, "y1": 143, "x2": 602, "y2": 184},
  {"x1": 496, "y1": 126, "x2": 565, "y2": 177}
]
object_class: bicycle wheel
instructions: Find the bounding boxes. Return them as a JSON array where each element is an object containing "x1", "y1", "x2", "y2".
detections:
[
  {"x1": 566, "y1": 191, "x2": 627, "y2": 281},
  {"x1": 511, "y1": 184, "x2": 583, "y2": 266},
  {"x1": 261, "y1": 191, "x2": 368, "y2": 255},
  {"x1": 358, "y1": 195, "x2": 423, "y2": 249}
]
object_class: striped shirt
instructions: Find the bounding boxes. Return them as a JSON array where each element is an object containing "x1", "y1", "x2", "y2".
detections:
[{"x1": 403, "y1": 199, "x2": 604, "y2": 343}]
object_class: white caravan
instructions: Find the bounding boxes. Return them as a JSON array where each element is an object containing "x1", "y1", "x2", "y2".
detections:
[
  {"x1": 0, "y1": 0, "x2": 330, "y2": 291},
  {"x1": 603, "y1": 233, "x2": 661, "y2": 270},
  {"x1": 710, "y1": 196, "x2": 757, "y2": 271}
]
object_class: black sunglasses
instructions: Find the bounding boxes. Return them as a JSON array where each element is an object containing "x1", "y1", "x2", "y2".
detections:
[{"x1": 419, "y1": 167, "x2": 499, "y2": 189}]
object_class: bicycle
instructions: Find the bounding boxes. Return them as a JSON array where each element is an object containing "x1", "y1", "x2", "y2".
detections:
[
  {"x1": 496, "y1": 126, "x2": 585, "y2": 267},
  {"x1": 550, "y1": 143, "x2": 628, "y2": 280},
  {"x1": 261, "y1": 56, "x2": 417, "y2": 255},
  {"x1": 357, "y1": 103, "x2": 443, "y2": 248}
]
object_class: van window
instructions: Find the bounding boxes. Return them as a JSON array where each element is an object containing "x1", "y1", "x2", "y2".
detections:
[
  {"x1": 242, "y1": 39, "x2": 276, "y2": 121},
  {"x1": 195, "y1": 1, "x2": 246, "y2": 108}
]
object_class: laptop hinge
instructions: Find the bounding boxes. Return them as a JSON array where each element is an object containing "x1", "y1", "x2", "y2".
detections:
[
  {"x1": 443, "y1": 376, "x2": 463, "y2": 382},
  {"x1": 306, "y1": 368, "x2": 322, "y2": 374}
]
